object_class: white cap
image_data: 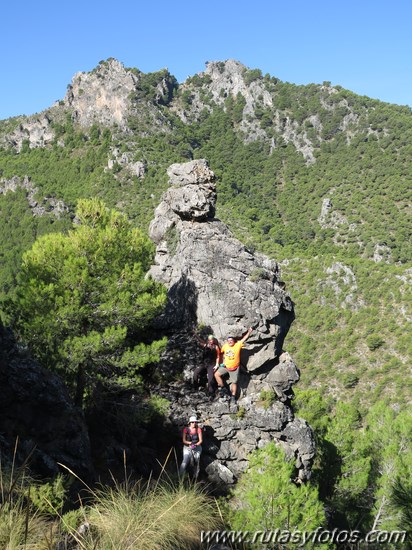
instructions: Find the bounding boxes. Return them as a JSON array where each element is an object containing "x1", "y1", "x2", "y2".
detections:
[{"x1": 189, "y1": 415, "x2": 198, "y2": 423}]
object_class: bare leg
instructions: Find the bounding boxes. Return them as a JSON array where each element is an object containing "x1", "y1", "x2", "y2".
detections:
[{"x1": 214, "y1": 370, "x2": 224, "y2": 388}]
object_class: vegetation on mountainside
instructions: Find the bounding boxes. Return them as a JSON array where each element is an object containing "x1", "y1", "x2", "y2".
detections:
[
  {"x1": 294, "y1": 390, "x2": 412, "y2": 540},
  {"x1": 3, "y1": 79, "x2": 409, "y2": 407},
  {"x1": 282, "y1": 256, "x2": 412, "y2": 406},
  {"x1": 227, "y1": 442, "x2": 326, "y2": 548},
  {"x1": 0, "y1": 60, "x2": 411, "y2": 545},
  {"x1": 2, "y1": 199, "x2": 167, "y2": 406}
]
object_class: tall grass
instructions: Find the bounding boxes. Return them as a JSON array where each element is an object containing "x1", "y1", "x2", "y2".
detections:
[
  {"x1": 0, "y1": 501, "x2": 56, "y2": 550},
  {"x1": 0, "y1": 442, "x2": 57, "y2": 549},
  {"x1": 1, "y1": 444, "x2": 223, "y2": 549},
  {"x1": 76, "y1": 479, "x2": 223, "y2": 550}
]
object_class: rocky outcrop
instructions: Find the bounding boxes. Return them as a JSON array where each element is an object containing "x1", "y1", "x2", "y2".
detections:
[
  {"x1": 172, "y1": 60, "x2": 318, "y2": 162},
  {"x1": 65, "y1": 58, "x2": 139, "y2": 129},
  {"x1": 156, "y1": 350, "x2": 314, "y2": 485},
  {"x1": 106, "y1": 147, "x2": 146, "y2": 178},
  {"x1": 148, "y1": 159, "x2": 315, "y2": 483},
  {"x1": 0, "y1": 175, "x2": 69, "y2": 218},
  {"x1": 0, "y1": 323, "x2": 93, "y2": 480},
  {"x1": 172, "y1": 60, "x2": 270, "y2": 142},
  {"x1": 149, "y1": 159, "x2": 294, "y2": 372},
  {"x1": 4, "y1": 113, "x2": 57, "y2": 152}
]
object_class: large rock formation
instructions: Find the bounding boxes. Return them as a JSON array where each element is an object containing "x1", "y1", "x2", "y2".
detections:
[
  {"x1": 0, "y1": 323, "x2": 93, "y2": 480},
  {"x1": 65, "y1": 58, "x2": 139, "y2": 129},
  {"x1": 149, "y1": 159, "x2": 294, "y2": 372},
  {"x1": 155, "y1": 350, "x2": 314, "y2": 485},
  {"x1": 148, "y1": 159, "x2": 315, "y2": 483}
]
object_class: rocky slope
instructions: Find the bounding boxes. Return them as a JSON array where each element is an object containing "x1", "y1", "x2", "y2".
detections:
[
  {"x1": 1, "y1": 57, "x2": 366, "y2": 167},
  {"x1": 2, "y1": 58, "x2": 174, "y2": 151}
]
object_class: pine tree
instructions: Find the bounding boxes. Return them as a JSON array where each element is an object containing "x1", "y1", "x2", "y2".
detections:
[
  {"x1": 4, "y1": 198, "x2": 167, "y2": 406},
  {"x1": 227, "y1": 442, "x2": 326, "y2": 548}
]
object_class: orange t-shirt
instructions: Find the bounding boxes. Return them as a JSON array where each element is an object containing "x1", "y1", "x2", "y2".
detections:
[{"x1": 221, "y1": 341, "x2": 244, "y2": 370}]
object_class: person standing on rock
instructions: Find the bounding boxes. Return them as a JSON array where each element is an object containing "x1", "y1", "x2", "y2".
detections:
[
  {"x1": 215, "y1": 327, "x2": 253, "y2": 403},
  {"x1": 193, "y1": 333, "x2": 221, "y2": 400},
  {"x1": 179, "y1": 415, "x2": 203, "y2": 479}
]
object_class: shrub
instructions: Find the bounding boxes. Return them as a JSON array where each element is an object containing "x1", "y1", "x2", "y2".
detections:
[
  {"x1": 342, "y1": 372, "x2": 360, "y2": 389},
  {"x1": 227, "y1": 442, "x2": 326, "y2": 547},
  {"x1": 258, "y1": 389, "x2": 277, "y2": 409},
  {"x1": 29, "y1": 475, "x2": 67, "y2": 516},
  {"x1": 366, "y1": 334, "x2": 385, "y2": 351}
]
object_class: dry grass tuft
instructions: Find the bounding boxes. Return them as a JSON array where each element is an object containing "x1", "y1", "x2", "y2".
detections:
[{"x1": 80, "y1": 480, "x2": 223, "y2": 550}]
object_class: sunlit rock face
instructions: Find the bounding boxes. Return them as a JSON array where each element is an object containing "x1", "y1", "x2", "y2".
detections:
[{"x1": 149, "y1": 158, "x2": 294, "y2": 372}]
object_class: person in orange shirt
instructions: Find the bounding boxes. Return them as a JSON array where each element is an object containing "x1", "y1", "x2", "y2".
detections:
[{"x1": 215, "y1": 327, "x2": 253, "y2": 403}]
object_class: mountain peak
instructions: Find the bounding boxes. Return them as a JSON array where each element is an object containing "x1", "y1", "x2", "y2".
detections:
[{"x1": 65, "y1": 58, "x2": 138, "y2": 128}]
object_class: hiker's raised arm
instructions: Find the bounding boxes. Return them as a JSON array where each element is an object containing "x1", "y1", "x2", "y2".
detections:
[{"x1": 240, "y1": 327, "x2": 253, "y2": 343}]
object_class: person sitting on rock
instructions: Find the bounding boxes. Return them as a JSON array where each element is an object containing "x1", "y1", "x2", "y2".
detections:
[
  {"x1": 215, "y1": 327, "x2": 253, "y2": 403},
  {"x1": 179, "y1": 415, "x2": 203, "y2": 479},
  {"x1": 193, "y1": 333, "x2": 221, "y2": 400}
]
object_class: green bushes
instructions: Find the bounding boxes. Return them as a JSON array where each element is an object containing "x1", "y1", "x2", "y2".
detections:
[
  {"x1": 366, "y1": 334, "x2": 385, "y2": 350},
  {"x1": 258, "y1": 389, "x2": 277, "y2": 409},
  {"x1": 227, "y1": 442, "x2": 326, "y2": 547},
  {"x1": 281, "y1": 256, "x2": 411, "y2": 407},
  {"x1": 3, "y1": 199, "x2": 167, "y2": 406}
]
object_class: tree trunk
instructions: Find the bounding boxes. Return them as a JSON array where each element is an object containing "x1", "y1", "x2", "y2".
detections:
[{"x1": 75, "y1": 365, "x2": 86, "y2": 408}]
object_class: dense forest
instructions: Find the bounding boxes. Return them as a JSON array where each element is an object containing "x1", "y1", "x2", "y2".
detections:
[{"x1": 0, "y1": 58, "x2": 411, "y2": 548}]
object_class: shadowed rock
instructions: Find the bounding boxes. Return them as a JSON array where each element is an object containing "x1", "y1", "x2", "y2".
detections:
[{"x1": 0, "y1": 323, "x2": 93, "y2": 480}]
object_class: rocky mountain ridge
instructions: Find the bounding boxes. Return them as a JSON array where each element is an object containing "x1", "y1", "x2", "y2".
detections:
[{"x1": 1, "y1": 57, "x2": 374, "y2": 166}]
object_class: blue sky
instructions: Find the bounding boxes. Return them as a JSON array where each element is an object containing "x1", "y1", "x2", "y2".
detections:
[{"x1": 1, "y1": 0, "x2": 411, "y2": 119}]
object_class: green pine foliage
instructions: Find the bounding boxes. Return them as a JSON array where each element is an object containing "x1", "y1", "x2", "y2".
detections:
[
  {"x1": 227, "y1": 442, "x2": 326, "y2": 548},
  {"x1": 294, "y1": 389, "x2": 412, "y2": 537},
  {"x1": 2, "y1": 198, "x2": 167, "y2": 406}
]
